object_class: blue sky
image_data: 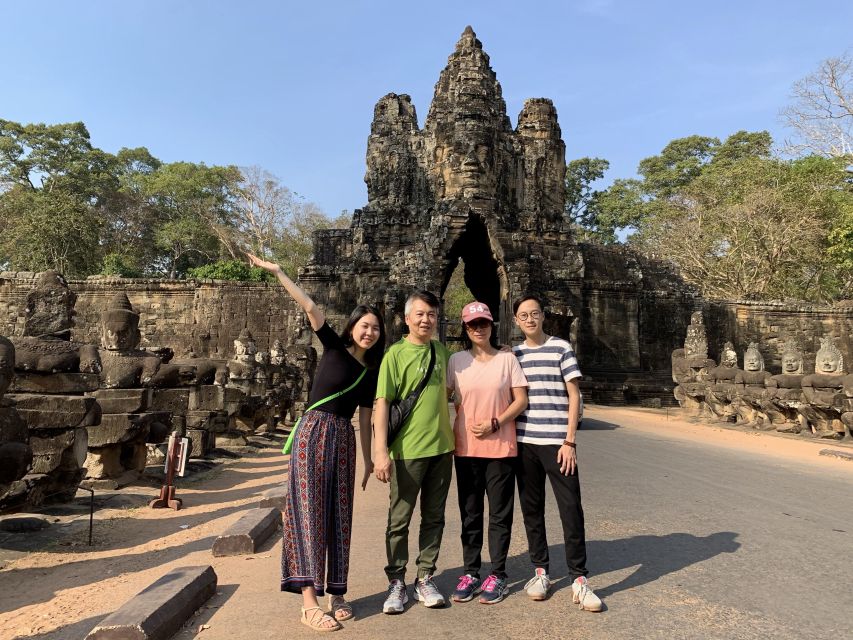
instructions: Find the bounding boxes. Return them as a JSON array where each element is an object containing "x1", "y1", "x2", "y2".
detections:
[{"x1": 3, "y1": 1, "x2": 851, "y2": 218}]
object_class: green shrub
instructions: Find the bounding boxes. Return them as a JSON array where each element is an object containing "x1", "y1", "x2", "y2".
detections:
[{"x1": 186, "y1": 260, "x2": 273, "y2": 282}]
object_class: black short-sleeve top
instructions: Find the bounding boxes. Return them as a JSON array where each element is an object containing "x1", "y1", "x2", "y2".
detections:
[{"x1": 307, "y1": 322, "x2": 378, "y2": 418}]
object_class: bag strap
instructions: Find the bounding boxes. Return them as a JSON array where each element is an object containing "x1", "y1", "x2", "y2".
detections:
[
  {"x1": 408, "y1": 342, "x2": 436, "y2": 400},
  {"x1": 305, "y1": 367, "x2": 367, "y2": 412}
]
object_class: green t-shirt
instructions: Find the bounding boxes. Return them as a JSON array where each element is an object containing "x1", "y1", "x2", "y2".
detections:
[{"x1": 376, "y1": 337, "x2": 454, "y2": 460}]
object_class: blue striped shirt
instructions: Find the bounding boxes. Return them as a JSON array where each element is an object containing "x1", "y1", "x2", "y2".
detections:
[{"x1": 513, "y1": 337, "x2": 582, "y2": 445}]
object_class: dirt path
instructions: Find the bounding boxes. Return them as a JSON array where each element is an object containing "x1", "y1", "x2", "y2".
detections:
[{"x1": 0, "y1": 445, "x2": 289, "y2": 640}]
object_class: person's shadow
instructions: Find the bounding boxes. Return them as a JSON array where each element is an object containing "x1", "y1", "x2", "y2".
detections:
[
  {"x1": 498, "y1": 530, "x2": 740, "y2": 600},
  {"x1": 586, "y1": 531, "x2": 740, "y2": 597}
]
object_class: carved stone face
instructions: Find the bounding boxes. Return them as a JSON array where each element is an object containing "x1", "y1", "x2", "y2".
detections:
[
  {"x1": 434, "y1": 129, "x2": 498, "y2": 200},
  {"x1": 782, "y1": 353, "x2": 802, "y2": 374},
  {"x1": 234, "y1": 336, "x2": 257, "y2": 359},
  {"x1": 690, "y1": 311, "x2": 703, "y2": 326},
  {"x1": 270, "y1": 341, "x2": 285, "y2": 366},
  {"x1": 0, "y1": 338, "x2": 14, "y2": 399},
  {"x1": 721, "y1": 344, "x2": 738, "y2": 368},
  {"x1": 744, "y1": 352, "x2": 762, "y2": 372},
  {"x1": 23, "y1": 271, "x2": 77, "y2": 338},
  {"x1": 816, "y1": 350, "x2": 841, "y2": 374},
  {"x1": 101, "y1": 316, "x2": 141, "y2": 351}
]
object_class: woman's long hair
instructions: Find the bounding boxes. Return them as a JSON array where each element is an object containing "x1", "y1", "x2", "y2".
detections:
[
  {"x1": 460, "y1": 320, "x2": 500, "y2": 351},
  {"x1": 340, "y1": 304, "x2": 386, "y2": 369}
]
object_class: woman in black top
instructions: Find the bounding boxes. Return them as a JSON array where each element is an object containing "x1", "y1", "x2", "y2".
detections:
[{"x1": 249, "y1": 254, "x2": 385, "y2": 632}]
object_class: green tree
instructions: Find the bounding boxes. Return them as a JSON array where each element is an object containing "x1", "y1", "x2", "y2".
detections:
[
  {"x1": 142, "y1": 161, "x2": 242, "y2": 277},
  {"x1": 98, "y1": 147, "x2": 165, "y2": 276},
  {"x1": 624, "y1": 132, "x2": 852, "y2": 301},
  {"x1": 0, "y1": 120, "x2": 115, "y2": 275},
  {"x1": 564, "y1": 157, "x2": 613, "y2": 242}
]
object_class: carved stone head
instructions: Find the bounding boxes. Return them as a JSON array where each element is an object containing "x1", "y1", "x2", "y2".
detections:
[
  {"x1": 720, "y1": 342, "x2": 738, "y2": 368},
  {"x1": 255, "y1": 351, "x2": 270, "y2": 367},
  {"x1": 100, "y1": 292, "x2": 141, "y2": 351},
  {"x1": 781, "y1": 339, "x2": 804, "y2": 375},
  {"x1": 22, "y1": 271, "x2": 76, "y2": 338},
  {"x1": 743, "y1": 343, "x2": 764, "y2": 372},
  {"x1": 270, "y1": 340, "x2": 285, "y2": 366},
  {"x1": 233, "y1": 329, "x2": 257, "y2": 360},
  {"x1": 434, "y1": 134, "x2": 498, "y2": 201},
  {"x1": 815, "y1": 337, "x2": 844, "y2": 375},
  {"x1": 684, "y1": 311, "x2": 708, "y2": 359},
  {"x1": 0, "y1": 336, "x2": 14, "y2": 400}
]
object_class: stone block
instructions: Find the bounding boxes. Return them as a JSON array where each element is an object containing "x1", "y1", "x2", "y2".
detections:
[
  {"x1": 184, "y1": 411, "x2": 216, "y2": 430},
  {"x1": 192, "y1": 385, "x2": 223, "y2": 412},
  {"x1": 9, "y1": 394, "x2": 100, "y2": 430},
  {"x1": 186, "y1": 429, "x2": 213, "y2": 458},
  {"x1": 30, "y1": 428, "x2": 87, "y2": 474},
  {"x1": 84, "y1": 447, "x2": 125, "y2": 479},
  {"x1": 85, "y1": 565, "x2": 217, "y2": 640},
  {"x1": 818, "y1": 448, "x2": 853, "y2": 462},
  {"x1": 89, "y1": 388, "x2": 152, "y2": 413},
  {"x1": 149, "y1": 388, "x2": 190, "y2": 414},
  {"x1": 215, "y1": 432, "x2": 248, "y2": 448},
  {"x1": 257, "y1": 485, "x2": 287, "y2": 512},
  {"x1": 212, "y1": 507, "x2": 280, "y2": 556},
  {"x1": 86, "y1": 412, "x2": 170, "y2": 448},
  {"x1": 10, "y1": 372, "x2": 100, "y2": 394}
]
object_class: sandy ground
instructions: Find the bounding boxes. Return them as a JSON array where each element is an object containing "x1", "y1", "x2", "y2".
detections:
[{"x1": 1, "y1": 407, "x2": 851, "y2": 639}]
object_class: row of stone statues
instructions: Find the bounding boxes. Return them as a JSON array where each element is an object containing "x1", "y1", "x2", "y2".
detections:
[
  {"x1": 673, "y1": 312, "x2": 853, "y2": 439},
  {"x1": 0, "y1": 272, "x2": 315, "y2": 512}
]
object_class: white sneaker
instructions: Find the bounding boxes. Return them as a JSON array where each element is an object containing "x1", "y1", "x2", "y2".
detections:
[
  {"x1": 524, "y1": 568, "x2": 551, "y2": 601},
  {"x1": 413, "y1": 575, "x2": 446, "y2": 608},
  {"x1": 572, "y1": 576, "x2": 602, "y2": 612},
  {"x1": 382, "y1": 579, "x2": 408, "y2": 614}
]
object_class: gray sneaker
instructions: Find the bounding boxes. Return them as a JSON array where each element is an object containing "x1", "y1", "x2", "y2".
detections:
[
  {"x1": 382, "y1": 579, "x2": 408, "y2": 614},
  {"x1": 524, "y1": 568, "x2": 551, "y2": 601},
  {"x1": 413, "y1": 575, "x2": 446, "y2": 608}
]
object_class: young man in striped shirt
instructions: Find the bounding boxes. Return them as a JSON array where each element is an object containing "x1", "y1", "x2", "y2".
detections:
[{"x1": 511, "y1": 294, "x2": 602, "y2": 612}]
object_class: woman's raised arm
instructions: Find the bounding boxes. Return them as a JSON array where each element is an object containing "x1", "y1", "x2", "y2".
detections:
[{"x1": 247, "y1": 253, "x2": 325, "y2": 330}]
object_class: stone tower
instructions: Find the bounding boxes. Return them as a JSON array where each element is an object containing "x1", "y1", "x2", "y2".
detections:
[{"x1": 301, "y1": 26, "x2": 694, "y2": 383}]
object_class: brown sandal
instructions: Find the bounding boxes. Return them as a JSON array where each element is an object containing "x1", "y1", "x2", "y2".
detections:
[
  {"x1": 328, "y1": 595, "x2": 354, "y2": 621},
  {"x1": 301, "y1": 606, "x2": 342, "y2": 632}
]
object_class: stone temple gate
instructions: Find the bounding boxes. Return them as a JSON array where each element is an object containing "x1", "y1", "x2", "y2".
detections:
[{"x1": 301, "y1": 26, "x2": 696, "y2": 397}]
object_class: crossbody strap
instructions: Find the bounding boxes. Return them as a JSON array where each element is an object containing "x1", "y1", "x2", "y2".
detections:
[
  {"x1": 408, "y1": 342, "x2": 436, "y2": 400},
  {"x1": 306, "y1": 368, "x2": 367, "y2": 411}
]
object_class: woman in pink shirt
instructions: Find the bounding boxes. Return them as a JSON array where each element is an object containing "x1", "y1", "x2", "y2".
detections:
[{"x1": 446, "y1": 301, "x2": 528, "y2": 605}]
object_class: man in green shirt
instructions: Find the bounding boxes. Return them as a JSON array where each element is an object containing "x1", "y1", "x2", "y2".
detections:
[{"x1": 373, "y1": 290, "x2": 454, "y2": 614}]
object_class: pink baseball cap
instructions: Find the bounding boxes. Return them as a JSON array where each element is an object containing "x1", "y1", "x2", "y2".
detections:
[{"x1": 461, "y1": 301, "x2": 493, "y2": 323}]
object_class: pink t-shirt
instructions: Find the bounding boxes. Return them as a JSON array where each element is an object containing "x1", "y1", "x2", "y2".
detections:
[{"x1": 447, "y1": 350, "x2": 528, "y2": 458}]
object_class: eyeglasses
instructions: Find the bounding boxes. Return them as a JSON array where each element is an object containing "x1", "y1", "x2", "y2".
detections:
[{"x1": 516, "y1": 311, "x2": 542, "y2": 321}]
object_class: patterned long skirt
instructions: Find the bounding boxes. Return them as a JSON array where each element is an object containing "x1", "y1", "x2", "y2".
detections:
[{"x1": 281, "y1": 409, "x2": 356, "y2": 596}]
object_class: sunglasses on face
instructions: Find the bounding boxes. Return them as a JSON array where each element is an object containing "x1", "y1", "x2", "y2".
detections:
[{"x1": 465, "y1": 320, "x2": 491, "y2": 331}]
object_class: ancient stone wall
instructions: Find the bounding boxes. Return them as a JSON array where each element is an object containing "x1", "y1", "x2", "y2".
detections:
[
  {"x1": 0, "y1": 273, "x2": 309, "y2": 357},
  {"x1": 704, "y1": 300, "x2": 853, "y2": 373}
]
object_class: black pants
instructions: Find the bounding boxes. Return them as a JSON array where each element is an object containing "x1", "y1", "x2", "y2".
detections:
[
  {"x1": 516, "y1": 442, "x2": 588, "y2": 580},
  {"x1": 454, "y1": 456, "x2": 516, "y2": 579}
]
